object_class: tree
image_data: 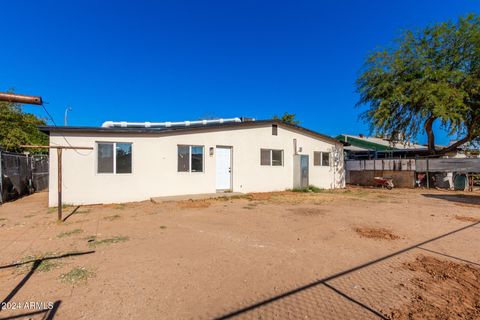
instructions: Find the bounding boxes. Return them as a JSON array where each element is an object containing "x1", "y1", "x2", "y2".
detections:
[
  {"x1": 356, "y1": 14, "x2": 480, "y2": 154},
  {"x1": 273, "y1": 112, "x2": 300, "y2": 125},
  {"x1": 0, "y1": 100, "x2": 48, "y2": 152}
]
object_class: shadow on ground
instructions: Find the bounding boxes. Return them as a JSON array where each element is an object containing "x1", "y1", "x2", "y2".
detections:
[
  {"x1": 0, "y1": 251, "x2": 95, "y2": 319},
  {"x1": 214, "y1": 221, "x2": 480, "y2": 319},
  {"x1": 422, "y1": 194, "x2": 480, "y2": 206}
]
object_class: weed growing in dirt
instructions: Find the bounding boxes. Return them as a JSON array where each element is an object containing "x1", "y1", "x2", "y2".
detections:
[
  {"x1": 60, "y1": 266, "x2": 95, "y2": 284},
  {"x1": 47, "y1": 203, "x2": 74, "y2": 214},
  {"x1": 57, "y1": 228, "x2": 83, "y2": 238},
  {"x1": 104, "y1": 214, "x2": 121, "y2": 221},
  {"x1": 354, "y1": 227, "x2": 400, "y2": 240},
  {"x1": 115, "y1": 204, "x2": 126, "y2": 210},
  {"x1": 291, "y1": 185, "x2": 325, "y2": 193},
  {"x1": 243, "y1": 203, "x2": 258, "y2": 210},
  {"x1": 160, "y1": 225, "x2": 167, "y2": 229},
  {"x1": 178, "y1": 200, "x2": 211, "y2": 209},
  {"x1": 16, "y1": 252, "x2": 61, "y2": 273},
  {"x1": 216, "y1": 195, "x2": 250, "y2": 201},
  {"x1": 24, "y1": 214, "x2": 35, "y2": 218},
  {"x1": 88, "y1": 236, "x2": 129, "y2": 247}
]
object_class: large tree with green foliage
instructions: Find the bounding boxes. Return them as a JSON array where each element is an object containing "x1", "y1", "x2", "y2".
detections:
[
  {"x1": 356, "y1": 14, "x2": 480, "y2": 154},
  {"x1": 273, "y1": 112, "x2": 300, "y2": 125},
  {"x1": 0, "y1": 100, "x2": 48, "y2": 152}
]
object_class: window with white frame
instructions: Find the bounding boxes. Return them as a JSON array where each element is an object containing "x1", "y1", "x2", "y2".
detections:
[
  {"x1": 97, "y1": 142, "x2": 132, "y2": 174},
  {"x1": 260, "y1": 149, "x2": 283, "y2": 166},
  {"x1": 314, "y1": 151, "x2": 330, "y2": 167},
  {"x1": 178, "y1": 145, "x2": 204, "y2": 172}
]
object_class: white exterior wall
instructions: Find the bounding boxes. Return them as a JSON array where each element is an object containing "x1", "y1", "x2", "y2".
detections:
[{"x1": 48, "y1": 124, "x2": 345, "y2": 206}]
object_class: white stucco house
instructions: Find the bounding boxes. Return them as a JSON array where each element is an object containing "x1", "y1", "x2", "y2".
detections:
[{"x1": 40, "y1": 118, "x2": 345, "y2": 206}]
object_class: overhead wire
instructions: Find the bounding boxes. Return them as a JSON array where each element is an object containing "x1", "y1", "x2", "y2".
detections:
[{"x1": 40, "y1": 102, "x2": 92, "y2": 156}]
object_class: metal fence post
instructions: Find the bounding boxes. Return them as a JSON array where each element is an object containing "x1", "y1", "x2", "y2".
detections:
[
  {"x1": 426, "y1": 158, "x2": 430, "y2": 189},
  {"x1": 0, "y1": 151, "x2": 2, "y2": 204}
]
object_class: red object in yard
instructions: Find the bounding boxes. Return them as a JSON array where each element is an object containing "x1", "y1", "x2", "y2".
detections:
[{"x1": 374, "y1": 176, "x2": 394, "y2": 190}]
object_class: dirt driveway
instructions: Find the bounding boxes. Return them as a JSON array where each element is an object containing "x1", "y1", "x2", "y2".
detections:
[{"x1": 0, "y1": 187, "x2": 479, "y2": 319}]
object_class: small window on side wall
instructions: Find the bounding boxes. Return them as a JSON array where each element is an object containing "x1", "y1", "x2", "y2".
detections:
[
  {"x1": 272, "y1": 124, "x2": 278, "y2": 136},
  {"x1": 260, "y1": 149, "x2": 271, "y2": 165},
  {"x1": 260, "y1": 149, "x2": 283, "y2": 166},
  {"x1": 313, "y1": 151, "x2": 330, "y2": 167},
  {"x1": 322, "y1": 152, "x2": 330, "y2": 166},
  {"x1": 271, "y1": 150, "x2": 283, "y2": 166},
  {"x1": 98, "y1": 143, "x2": 114, "y2": 173},
  {"x1": 178, "y1": 145, "x2": 204, "y2": 172},
  {"x1": 313, "y1": 151, "x2": 321, "y2": 166}
]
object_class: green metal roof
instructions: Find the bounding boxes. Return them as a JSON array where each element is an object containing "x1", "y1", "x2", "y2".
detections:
[{"x1": 335, "y1": 134, "x2": 398, "y2": 151}]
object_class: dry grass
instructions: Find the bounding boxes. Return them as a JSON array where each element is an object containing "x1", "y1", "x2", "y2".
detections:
[
  {"x1": 15, "y1": 252, "x2": 62, "y2": 273},
  {"x1": 288, "y1": 207, "x2": 326, "y2": 216},
  {"x1": 177, "y1": 199, "x2": 212, "y2": 209},
  {"x1": 60, "y1": 266, "x2": 95, "y2": 284},
  {"x1": 354, "y1": 227, "x2": 400, "y2": 240},
  {"x1": 57, "y1": 228, "x2": 83, "y2": 238},
  {"x1": 104, "y1": 214, "x2": 121, "y2": 221},
  {"x1": 454, "y1": 215, "x2": 479, "y2": 222},
  {"x1": 87, "y1": 236, "x2": 130, "y2": 248}
]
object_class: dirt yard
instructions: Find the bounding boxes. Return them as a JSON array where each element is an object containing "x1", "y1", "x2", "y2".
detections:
[{"x1": 0, "y1": 187, "x2": 479, "y2": 319}]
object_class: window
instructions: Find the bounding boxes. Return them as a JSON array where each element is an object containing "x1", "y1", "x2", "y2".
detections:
[
  {"x1": 272, "y1": 150, "x2": 283, "y2": 166},
  {"x1": 313, "y1": 151, "x2": 330, "y2": 167},
  {"x1": 97, "y1": 142, "x2": 132, "y2": 174},
  {"x1": 261, "y1": 149, "x2": 271, "y2": 165},
  {"x1": 178, "y1": 145, "x2": 204, "y2": 172},
  {"x1": 116, "y1": 143, "x2": 132, "y2": 173},
  {"x1": 313, "y1": 151, "x2": 321, "y2": 166},
  {"x1": 322, "y1": 152, "x2": 330, "y2": 166},
  {"x1": 260, "y1": 149, "x2": 283, "y2": 166},
  {"x1": 178, "y1": 145, "x2": 190, "y2": 172},
  {"x1": 272, "y1": 124, "x2": 278, "y2": 136}
]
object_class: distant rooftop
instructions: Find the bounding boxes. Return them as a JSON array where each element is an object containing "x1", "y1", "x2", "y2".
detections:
[{"x1": 338, "y1": 134, "x2": 428, "y2": 151}]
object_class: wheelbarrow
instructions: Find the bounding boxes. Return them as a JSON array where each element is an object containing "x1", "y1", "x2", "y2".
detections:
[{"x1": 374, "y1": 176, "x2": 394, "y2": 190}]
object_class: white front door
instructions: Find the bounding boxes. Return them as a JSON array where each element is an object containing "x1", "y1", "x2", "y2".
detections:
[{"x1": 216, "y1": 147, "x2": 232, "y2": 190}]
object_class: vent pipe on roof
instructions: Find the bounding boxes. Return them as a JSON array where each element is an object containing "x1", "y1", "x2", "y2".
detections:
[{"x1": 101, "y1": 117, "x2": 249, "y2": 128}]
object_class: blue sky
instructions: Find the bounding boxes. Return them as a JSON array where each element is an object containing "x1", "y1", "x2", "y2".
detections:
[{"x1": 2, "y1": 0, "x2": 478, "y2": 144}]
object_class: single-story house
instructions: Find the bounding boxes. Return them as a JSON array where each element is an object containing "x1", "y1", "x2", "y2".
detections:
[{"x1": 40, "y1": 118, "x2": 345, "y2": 206}]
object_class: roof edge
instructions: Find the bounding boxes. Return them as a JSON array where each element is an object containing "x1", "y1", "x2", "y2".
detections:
[{"x1": 39, "y1": 120, "x2": 342, "y2": 145}]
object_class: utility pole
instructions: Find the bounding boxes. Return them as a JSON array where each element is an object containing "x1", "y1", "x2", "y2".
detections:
[{"x1": 64, "y1": 107, "x2": 72, "y2": 126}]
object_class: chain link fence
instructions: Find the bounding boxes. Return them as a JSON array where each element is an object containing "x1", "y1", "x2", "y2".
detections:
[{"x1": 0, "y1": 151, "x2": 49, "y2": 203}]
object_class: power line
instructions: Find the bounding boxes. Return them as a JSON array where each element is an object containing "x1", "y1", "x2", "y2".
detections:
[{"x1": 41, "y1": 102, "x2": 92, "y2": 156}]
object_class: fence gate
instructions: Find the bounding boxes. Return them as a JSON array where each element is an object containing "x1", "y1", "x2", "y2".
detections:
[
  {"x1": 0, "y1": 151, "x2": 49, "y2": 204},
  {"x1": 31, "y1": 155, "x2": 49, "y2": 192}
]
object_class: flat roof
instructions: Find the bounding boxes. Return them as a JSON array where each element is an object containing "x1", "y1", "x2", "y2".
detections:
[{"x1": 39, "y1": 120, "x2": 343, "y2": 145}]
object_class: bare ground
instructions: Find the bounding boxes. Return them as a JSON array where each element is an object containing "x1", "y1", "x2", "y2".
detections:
[
  {"x1": 0, "y1": 187, "x2": 479, "y2": 319},
  {"x1": 390, "y1": 255, "x2": 480, "y2": 320}
]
